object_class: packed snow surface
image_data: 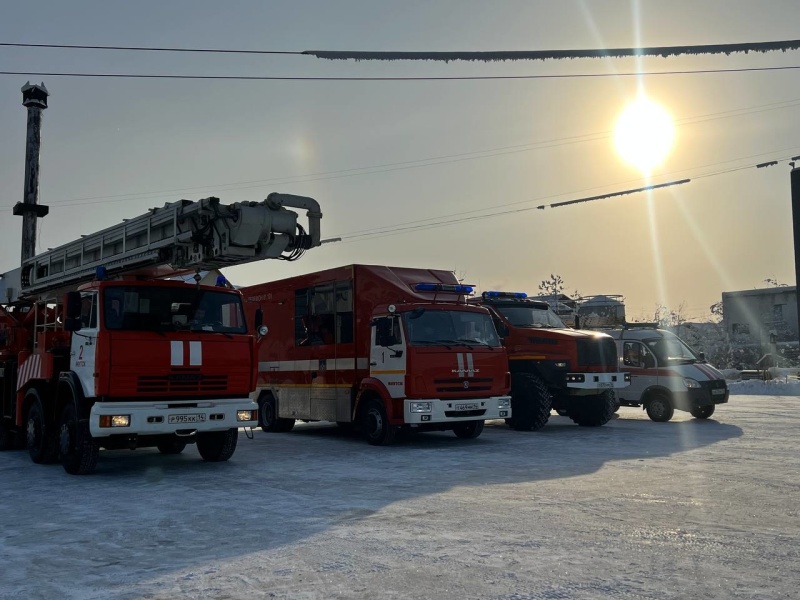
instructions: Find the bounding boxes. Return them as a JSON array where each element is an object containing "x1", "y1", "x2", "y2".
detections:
[{"x1": 1, "y1": 395, "x2": 798, "y2": 599}]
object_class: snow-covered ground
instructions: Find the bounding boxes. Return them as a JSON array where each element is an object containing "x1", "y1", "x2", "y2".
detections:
[{"x1": 1, "y1": 395, "x2": 798, "y2": 600}]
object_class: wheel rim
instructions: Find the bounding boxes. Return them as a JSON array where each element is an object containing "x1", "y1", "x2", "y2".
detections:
[
  {"x1": 651, "y1": 400, "x2": 667, "y2": 419},
  {"x1": 366, "y1": 408, "x2": 382, "y2": 439},
  {"x1": 27, "y1": 415, "x2": 39, "y2": 448},
  {"x1": 260, "y1": 401, "x2": 274, "y2": 427}
]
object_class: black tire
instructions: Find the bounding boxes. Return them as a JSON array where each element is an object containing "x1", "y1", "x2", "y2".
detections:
[
  {"x1": 453, "y1": 420, "x2": 484, "y2": 439},
  {"x1": 690, "y1": 405, "x2": 716, "y2": 419},
  {"x1": 196, "y1": 428, "x2": 239, "y2": 462},
  {"x1": 26, "y1": 394, "x2": 59, "y2": 464},
  {"x1": 0, "y1": 418, "x2": 17, "y2": 451},
  {"x1": 568, "y1": 390, "x2": 616, "y2": 427},
  {"x1": 258, "y1": 394, "x2": 295, "y2": 433},
  {"x1": 360, "y1": 398, "x2": 396, "y2": 446},
  {"x1": 59, "y1": 403, "x2": 100, "y2": 475},
  {"x1": 509, "y1": 373, "x2": 552, "y2": 432},
  {"x1": 157, "y1": 437, "x2": 188, "y2": 454},
  {"x1": 646, "y1": 394, "x2": 674, "y2": 422}
]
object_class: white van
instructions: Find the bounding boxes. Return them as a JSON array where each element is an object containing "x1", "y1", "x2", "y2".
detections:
[{"x1": 605, "y1": 327, "x2": 729, "y2": 422}]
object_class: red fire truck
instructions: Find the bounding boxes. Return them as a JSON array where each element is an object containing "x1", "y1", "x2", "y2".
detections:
[
  {"x1": 0, "y1": 194, "x2": 324, "y2": 474},
  {"x1": 243, "y1": 265, "x2": 512, "y2": 445},
  {"x1": 470, "y1": 291, "x2": 629, "y2": 431}
]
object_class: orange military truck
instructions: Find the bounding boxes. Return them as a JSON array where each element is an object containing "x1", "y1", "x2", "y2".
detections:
[
  {"x1": 0, "y1": 194, "x2": 324, "y2": 474},
  {"x1": 243, "y1": 265, "x2": 512, "y2": 445},
  {"x1": 469, "y1": 291, "x2": 629, "y2": 431}
]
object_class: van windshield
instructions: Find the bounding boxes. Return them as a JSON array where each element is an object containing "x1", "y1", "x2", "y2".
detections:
[
  {"x1": 644, "y1": 336, "x2": 699, "y2": 364},
  {"x1": 103, "y1": 286, "x2": 247, "y2": 334},
  {"x1": 496, "y1": 305, "x2": 566, "y2": 329},
  {"x1": 402, "y1": 309, "x2": 501, "y2": 348}
]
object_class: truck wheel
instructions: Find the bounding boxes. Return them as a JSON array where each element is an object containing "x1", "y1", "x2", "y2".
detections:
[
  {"x1": 510, "y1": 373, "x2": 552, "y2": 432},
  {"x1": 0, "y1": 418, "x2": 16, "y2": 451},
  {"x1": 646, "y1": 395, "x2": 674, "y2": 422},
  {"x1": 26, "y1": 394, "x2": 59, "y2": 464},
  {"x1": 453, "y1": 420, "x2": 484, "y2": 439},
  {"x1": 568, "y1": 390, "x2": 616, "y2": 427},
  {"x1": 157, "y1": 437, "x2": 188, "y2": 454},
  {"x1": 196, "y1": 429, "x2": 239, "y2": 462},
  {"x1": 59, "y1": 403, "x2": 100, "y2": 475},
  {"x1": 690, "y1": 405, "x2": 715, "y2": 419},
  {"x1": 258, "y1": 394, "x2": 295, "y2": 433},
  {"x1": 361, "y1": 398, "x2": 396, "y2": 446}
]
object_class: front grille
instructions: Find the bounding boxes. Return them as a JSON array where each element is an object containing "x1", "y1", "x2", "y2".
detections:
[
  {"x1": 576, "y1": 338, "x2": 617, "y2": 369},
  {"x1": 444, "y1": 409, "x2": 486, "y2": 418},
  {"x1": 137, "y1": 374, "x2": 228, "y2": 393},
  {"x1": 434, "y1": 377, "x2": 493, "y2": 393}
]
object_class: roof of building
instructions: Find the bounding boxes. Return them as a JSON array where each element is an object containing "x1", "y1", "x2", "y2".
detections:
[{"x1": 722, "y1": 286, "x2": 796, "y2": 299}]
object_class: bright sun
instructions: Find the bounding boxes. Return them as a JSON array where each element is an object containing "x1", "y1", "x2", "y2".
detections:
[{"x1": 613, "y1": 95, "x2": 675, "y2": 175}]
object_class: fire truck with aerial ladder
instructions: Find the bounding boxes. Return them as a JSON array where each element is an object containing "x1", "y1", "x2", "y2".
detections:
[
  {"x1": 0, "y1": 193, "x2": 324, "y2": 474},
  {"x1": 469, "y1": 291, "x2": 630, "y2": 431},
  {"x1": 243, "y1": 264, "x2": 512, "y2": 445}
]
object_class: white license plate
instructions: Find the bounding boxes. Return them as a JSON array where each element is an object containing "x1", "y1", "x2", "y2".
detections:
[
  {"x1": 455, "y1": 403, "x2": 479, "y2": 411},
  {"x1": 712, "y1": 388, "x2": 726, "y2": 396},
  {"x1": 168, "y1": 413, "x2": 207, "y2": 424},
  {"x1": 598, "y1": 382, "x2": 614, "y2": 389}
]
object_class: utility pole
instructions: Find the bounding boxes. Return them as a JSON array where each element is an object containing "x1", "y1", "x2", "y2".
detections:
[
  {"x1": 13, "y1": 82, "x2": 49, "y2": 263},
  {"x1": 791, "y1": 164, "x2": 800, "y2": 347}
]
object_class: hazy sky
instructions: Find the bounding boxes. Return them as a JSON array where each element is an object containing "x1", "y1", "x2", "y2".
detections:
[{"x1": 1, "y1": 1, "x2": 799, "y2": 322}]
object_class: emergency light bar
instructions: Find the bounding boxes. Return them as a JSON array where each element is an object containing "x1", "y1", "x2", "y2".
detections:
[
  {"x1": 415, "y1": 283, "x2": 474, "y2": 294},
  {"x1": 483, "y1": 291, "x2": 528, "y2": 299}
]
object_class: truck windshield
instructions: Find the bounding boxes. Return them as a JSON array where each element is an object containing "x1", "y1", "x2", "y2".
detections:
[
  {"x1": 402, "y1": 308, "x2": 501, "y2": 347},
  {"x1": 496, "y1": 305, "x2": 566, "y2": 329},
  {"x1": 103, "y1": 286, "x2": 247, "y2": 334},
  {"x1": 644, "y1": 336, "x2": 699, "y2": 364}
]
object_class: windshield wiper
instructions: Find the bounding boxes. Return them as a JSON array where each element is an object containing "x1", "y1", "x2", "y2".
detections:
[{"x1": 455, "y1": 338, "x2": 496, "y2": 349}]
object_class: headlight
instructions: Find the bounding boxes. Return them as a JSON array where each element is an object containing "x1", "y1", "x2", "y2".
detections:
[
  {"x1": 237, "y1": 410, "x2": 257, "y2": 421},
  {"x1": 566, "y1": 374, "x2": 585, "y2": 383},
  {"x1": 99, "y1": 414, "x2": 130, "y2": 428},
  {"x1": 684, "y1": 378, "x2": 701, "y2": 389},
  {"x1": 497, "y1": 397, "x2": 511, "y2": 409},
  {"x1": 409, "y1": 402, "x2": 432, "y2": 413}
]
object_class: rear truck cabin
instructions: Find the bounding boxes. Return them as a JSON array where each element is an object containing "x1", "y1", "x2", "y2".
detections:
[
  {"x1": 244, "y1": 264, "x2": 512, "y2": 445},
  {"x1": 606, "y1": 326, "x2": 729, "y2": 422},
  {"x1": 1, "y1": 279, "x2": 259, "y2": 474},
  {"x1": 469, "y1": 291, "x2": 630, "y2": 431}
]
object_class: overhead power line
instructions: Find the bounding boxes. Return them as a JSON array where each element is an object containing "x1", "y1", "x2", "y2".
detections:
[
  {"x1": 306, "y1": 39, "x2": 800, "y2": 62},
  {"x1": 3, "y1": 38, "x2": 799, "y2": 61},
  {"x1": 1, "y1": 65, "x2": 800, "y2": 81}
]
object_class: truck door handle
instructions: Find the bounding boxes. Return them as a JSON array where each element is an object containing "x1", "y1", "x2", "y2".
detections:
[
  {"x1": 311, "y1": 371, "x2": 318, "y2": 378},
  {"x1": 370, "y1": 361, "x2": 377, "y2": 366}
]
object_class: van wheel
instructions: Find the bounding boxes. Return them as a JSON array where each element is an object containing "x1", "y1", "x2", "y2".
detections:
[
  {"x1": 361, "y1": 398, "x2": 396, "y2": 446},
  {"x1": 26, "y1": 393, "x2": 59, "y2": 464},
  {"x1": 453, "y1": 420, "x2": 484, "y2": 439},
  {"x1": 258, "y1": 394, "x2": 295, "y2": 433},
  {"x1": 568, "y1": 390, "x2": 616, "y2": 427},
  {"x1": 690, "y1": 405, "x2": 715, "y2": 419},
  {"x1": 196, "y1": 429, "x2": 238, "y2": 462},
  {"x1": 510, "y1": 373, "x2": 552, "y2": 431},
  {"x1": 646, "y1": 395, "x2": 674, "y2": 422},
  {"x1": 59, "y1": 403, "x2": 100, "y2": 475}
]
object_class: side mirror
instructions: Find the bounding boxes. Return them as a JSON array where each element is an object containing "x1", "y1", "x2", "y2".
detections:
[
  {"x1": 697, "y1": 351, "x2": 706, "y2": 362},
  {"x1": 254, "y1": 308, "x2": 264, "y2": 330},
  {"x1": 64, "y1": 291, "x2": 82, "y2": 332}
]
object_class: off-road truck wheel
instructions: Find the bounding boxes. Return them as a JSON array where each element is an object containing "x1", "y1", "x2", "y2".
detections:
[
  {"x1": 509, "y1": 373, "x2": 552, "y2": 432},
  {"x1": 568, "y1": 390, "x2": 616, "y2": 427}
]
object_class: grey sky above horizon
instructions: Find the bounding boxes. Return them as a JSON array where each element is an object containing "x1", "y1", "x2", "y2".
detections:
[{"x1": 1, "y1": 0, "x2": 799, "y2": 321}]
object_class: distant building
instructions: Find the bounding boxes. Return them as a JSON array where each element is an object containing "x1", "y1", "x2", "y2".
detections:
[{"x1": 721, "y1": 286, "x2": 798, "y2": 345}]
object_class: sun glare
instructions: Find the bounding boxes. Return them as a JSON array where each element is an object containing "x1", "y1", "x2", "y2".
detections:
[{"x1": 613, "y1": 95, "x2": 675, "y2": 175}]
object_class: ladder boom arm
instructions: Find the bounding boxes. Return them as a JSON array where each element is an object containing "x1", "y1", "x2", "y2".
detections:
[{"x1": 0, "y1": 194, "x2": 323, "y2": 301}]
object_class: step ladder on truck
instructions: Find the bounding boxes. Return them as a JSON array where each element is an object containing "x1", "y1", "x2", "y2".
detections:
[{"x1": 0, "y1": 194, "x2": 323, "y2": 474}]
